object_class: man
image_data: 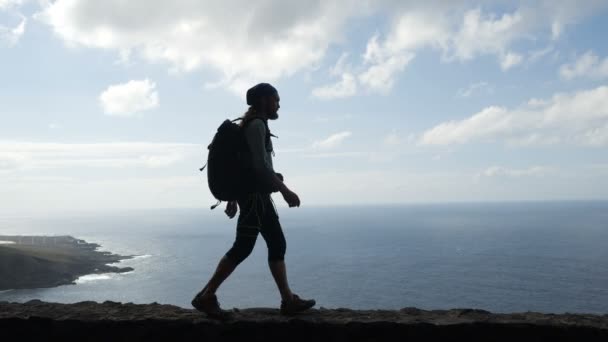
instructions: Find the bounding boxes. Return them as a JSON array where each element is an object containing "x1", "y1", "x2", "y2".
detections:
[{"x1": 192, "y1": 83, "x2": 316, "y2": 320}]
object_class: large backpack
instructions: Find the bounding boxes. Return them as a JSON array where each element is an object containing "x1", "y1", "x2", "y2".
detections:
[
  {"x1": 200, "y1": 117, "x2": 283, "y2": 209},
  {"x1": 200, "y1": 117, "x2": 266, "y2": 209}
]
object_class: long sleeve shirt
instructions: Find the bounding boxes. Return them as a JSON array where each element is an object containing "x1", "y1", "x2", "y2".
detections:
[{"x1": 243, "y1": 118, "x2": 276, "y2": 190}]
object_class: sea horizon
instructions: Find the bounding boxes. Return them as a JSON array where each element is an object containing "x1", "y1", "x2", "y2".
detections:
[{"x1": 1, "y1": 200, "x2": 607, "y2": 314}]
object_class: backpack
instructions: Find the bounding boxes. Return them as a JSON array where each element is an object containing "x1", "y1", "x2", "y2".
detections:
[
  {"x1": 202, "y1": 116, "x2": 282, "y2": 209},
  {"x1": 200, "y1": 118, "x2": 255, "y2": 209}
]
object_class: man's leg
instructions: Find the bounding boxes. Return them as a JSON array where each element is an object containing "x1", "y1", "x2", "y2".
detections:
[
  {"x1": 258, "y1": 202, "x2": 293, "y2": 301},
  {"x1": 198, "y1": 222, "x2": 259, "y2": 298},
  {"x1": 200, "y1": 255, "x2": 238, "y2": 297},
  {"x1": 260, "y1": 195, "x2": 316, "y2": 314},
  {"x1": 269, "y1": 260, "x2": 293, "y2": 301}
]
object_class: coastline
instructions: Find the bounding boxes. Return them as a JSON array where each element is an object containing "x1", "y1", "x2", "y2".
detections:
[{"x1": 0, "y1": 235, "x2": 134, "y2": 291}]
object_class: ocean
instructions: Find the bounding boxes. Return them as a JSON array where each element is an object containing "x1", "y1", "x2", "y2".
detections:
[{"x1": 1, "y1": 201, "x2": 607, "y2": 314}]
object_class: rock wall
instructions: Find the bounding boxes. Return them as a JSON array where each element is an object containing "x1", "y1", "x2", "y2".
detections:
[{"x1": 1, "y1": 300, "x2": 606, "y2": 341}]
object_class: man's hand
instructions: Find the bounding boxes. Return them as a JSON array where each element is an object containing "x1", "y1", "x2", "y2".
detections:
[
  {"x1": 225, "y1": 200, "x2": 238, "y2": 218},
  {"x1": 281, "y1": 189, "x2": 300, "y2": 208}
]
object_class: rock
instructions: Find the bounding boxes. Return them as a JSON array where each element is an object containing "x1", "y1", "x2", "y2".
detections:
[{"x1": 0, "y1": 301, "x2": 606, "y2": 341}]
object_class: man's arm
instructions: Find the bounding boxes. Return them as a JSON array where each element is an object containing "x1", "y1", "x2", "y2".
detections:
[
  {"x1": 244, "y1": 120, "x2": 300, "y2": 207},
  {"x1": 244, "y1": 120, "x2": 277, "y2": 188}
]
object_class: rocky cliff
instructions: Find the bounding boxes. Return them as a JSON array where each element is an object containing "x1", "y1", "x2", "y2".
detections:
[
  {"x1": 0, "y1": 235, "x2": 133, "y2": 290},
  {"x1": 0, "y1": 300, "x2": 606, "y2": 341}
]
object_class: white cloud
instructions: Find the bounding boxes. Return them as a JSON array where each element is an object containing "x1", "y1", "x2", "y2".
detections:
[
  {"x1": 0, "y1": 141, "x2": 207, "y2": 214},
  {"x1": 99, "y1": 79, "x2": 159, "y2": 116},
  {"x1": 477, "y1": 165, "x2": 551, "y2": 179},
  {"x1": 312, "y1": 131, "x2": 352, "y2": 149},
  {"x1": 547, "y1": 0, "x2": 608, "y2": 40},
  {"x1": 505, "y1": 134, "x2": 561, "y2": 147},
  {"x1": 0, "y1": 175, "x2": 207, "y2": 216},
  {"x1": 457, "y1": 81, "x2": 491, "y2": 98},
  {"x1": 0, "y1": 15, "x2": 25, "y2": 46},
  {"x1": 359, "y1": 6, "x2": 531, "y2": 89},
  {"x1": 302, "y1": 151, "x2": 363, "y2": 159},
  {"x1": 31, "y1": 1, "x2": 608, "y2": 97},
  {"x1": 314, "y1": 2, "x2": 606, "y2": 99},
  {"x1": 0, "y1": 0, "x2": 24, "y2": 10},
  {"x1": 358, "y1": 53, "x2": 414, "y2": 93},
  {"x1": 419, "y1": 85, "x2": 608, "y2": 146},
  {"x1": 383, "y1": 130, "x2": 401, "y2": 146},
  {"x1": 579, "y1": 121, "x2": 608, "y2": 147},
  {"x1": 312, "y1": 113, "x2": 353, "y2": 123},
  {"x1": 500, "y1": 52, "x2": 523, "y2": 71},
  {"x1": 559, "y1": 51, "x2": 608, "y2": 80},
  {"x1": 0, "y1": 142, "x2": 198, "y2": 170},
  {"x1": 0, "y1": 151, "x2": 25, "y2": 170},
  {"x1": 35, "y1": 0, "x2": 366, "y2": 95},
  {"x1": 449, "y1": 8, "x2": 524, "y2": 62},
  {"x1": 355, "y1": 10, "x2": 445, "y2": 94},
  {"x1": 311, "y1": 73, "x2": 357, "y2": 99},
  {"x1": 528, "y1": 46, "x2": 554, "y2": 64}
]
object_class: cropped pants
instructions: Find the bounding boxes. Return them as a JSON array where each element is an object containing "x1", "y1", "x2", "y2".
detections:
[{"x1": 225, "y1": 193, "x2": 286, "y2": 265}]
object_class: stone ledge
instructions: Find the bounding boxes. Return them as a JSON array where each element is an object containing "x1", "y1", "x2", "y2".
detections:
[{"x1": 1, "y1": 300, "x2": 606, "y2": 341}]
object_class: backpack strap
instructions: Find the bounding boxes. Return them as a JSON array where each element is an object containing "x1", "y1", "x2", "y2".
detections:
[
  {"x1": 241, "y1": 116, "x2": 278, "y2": 155},
  {"x1": 210, "y1": 199, "x2": 222, "y2": 210}
]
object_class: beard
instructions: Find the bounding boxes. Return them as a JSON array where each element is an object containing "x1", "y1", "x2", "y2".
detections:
[{"x1": 268, "y1": 111, "x2": 279, "y2": 120}]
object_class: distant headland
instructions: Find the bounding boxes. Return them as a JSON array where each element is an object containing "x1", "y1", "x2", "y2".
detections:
[{"x1": 0, "y1": 235, "x2": 133, "y2": 291}]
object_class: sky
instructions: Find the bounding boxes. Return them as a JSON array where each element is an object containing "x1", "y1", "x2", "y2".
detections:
[{"x1": 1, "y1": 0, "x2": 608, "y2": 215}]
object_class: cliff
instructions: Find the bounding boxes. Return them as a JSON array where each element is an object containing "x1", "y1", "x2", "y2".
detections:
[
  {"x1": 0, "y1": 300, "x2": 606, "y2": 341},
  {"x1": 0, "y1": 235, "x2": 133, "y2": 290}
]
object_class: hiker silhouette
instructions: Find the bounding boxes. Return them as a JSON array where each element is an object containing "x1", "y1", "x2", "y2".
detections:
[{"x1": 192, "y1": 83, "x2": 315, "y2": 319}]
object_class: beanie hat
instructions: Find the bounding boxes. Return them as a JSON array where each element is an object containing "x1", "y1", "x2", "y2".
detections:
[{"x1": 246, "y1": 83, "x2": 277, "y2": 106}]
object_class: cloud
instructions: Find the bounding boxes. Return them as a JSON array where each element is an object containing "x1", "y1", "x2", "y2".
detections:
[
  {"x1": 302, "y1": 151, "x2": 363, "y2": 159},
  {"x1": 579, "y1": 121, "x2": 608, "y2": 147},
  {"x1": 500, "y1": 52, "x2": 523, "y2": 70},
  {"x1": 35, "y1": 0, "x2": 365, "y2": 95},
  {"x1": 312, "y1": 131, "x2": 352, "y2": 149},
  {"x1": 528, "y1": 46, "x2": 555, "y2": 64},
  {"x1": 314, "y1": 2, "x2": 608, "y2": 99},
  {"x1": 449, "y1": 8, "x2": 524, "y2": 63},
  {"x1": 457, "y1": 81, "x2": 492, "y2": 98},
  {"x1": 419, "y1": 85, "x2": 608, "y2": 146},
  {"x1": 0, "y1": 141, "x2": 207, "y2": 214},
  {"x1": 0, "y1": 0, "x2": 24, "y2": 10},
  {"x1": 0, "y1": 14, "x2": 25, "y2": 46},
  {"x1": 99, "y1": 79, "x2": 159, "y2": 116},
  {"x1": 0, "y1": 152, "x2": 25, "y2": 170},
  {"x1": 312, "y1": 113, "x2": 353, "y2": 123},
  {"x1": 0, "y1": 142, "x2": 199, "y2": 170},
  {"x1": 383, "y1": 131, "x2": 401, "y2": 146},
  {"x1": 559, "y1": 51, "x2": 608, "y2": 80},
  {"x1": 0, "y1": 174, "x2": 207, "y2": 215},
  {"x1": 358, "y1": 53, "x2": 414, "y2": 93},
  {"x1": 311, "y1": 53, "x2": 359, "y2": 99},
  {"x1": 31, "y1": 1, "x2": 608, "y2": 97},
  {"x1": 311, "y1": 72, "x2": 357, "y2": 99},
  {"x1": 477, "y1": 165, "x2": 551, "y2": 179},
  {"x1": 311, "y1": 7, "x2": 437, "y2": 99}
]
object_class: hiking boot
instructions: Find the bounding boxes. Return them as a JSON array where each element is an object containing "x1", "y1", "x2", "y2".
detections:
[
  {"x1": 280, "y1": 293, "x2": 316, "y2": 315},
  {"x1": 191, "y1": 290, "x2": 233, "y2": 320}
]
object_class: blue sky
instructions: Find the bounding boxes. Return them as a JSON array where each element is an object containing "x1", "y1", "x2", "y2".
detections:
[{"x1": 1, "y1": 1, "x2": 608, "y2": 215}]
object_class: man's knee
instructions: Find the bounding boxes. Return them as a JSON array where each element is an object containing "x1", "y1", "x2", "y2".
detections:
[
  {"x1": 268, "y1": 236, "x2": 286, "y2": 261},
  {"x1": 226, "y1": 240, "x2": 256, "y2": 265}
]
